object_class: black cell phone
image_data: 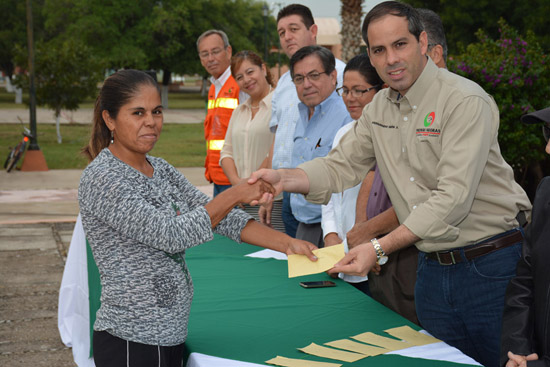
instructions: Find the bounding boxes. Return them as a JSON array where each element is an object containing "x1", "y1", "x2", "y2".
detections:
[{"x1": 299, "y1": 281, "x2": 336, "y2": 288}]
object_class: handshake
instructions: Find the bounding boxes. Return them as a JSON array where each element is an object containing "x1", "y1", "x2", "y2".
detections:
[{"x1": 235, "y1": 168, "x2": 308, "y2": 207}]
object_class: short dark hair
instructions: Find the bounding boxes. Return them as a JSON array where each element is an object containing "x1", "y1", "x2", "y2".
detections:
[
  {"x1": 344, "y1": 54, "x2": 384, "y2": 92},
  {"x1": 83, "y1": 70, "x2": 160, "y2": 161},
  {"x1": 362, "y1": 1, "x2": 424, "y2": 49},
  {"x1": 417, "y1": 8, "x2": 448, "y2": 63},
  {"x1": 277, "y1": 4, "x2": 314, "y2": 29},
  {"x1": 289, "y1": 45, "x2": 335, "y2": 79}
]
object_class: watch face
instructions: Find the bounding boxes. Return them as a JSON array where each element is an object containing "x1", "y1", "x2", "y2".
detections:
[{"x1": 378, "y1": 256, "x2": 389, "y2": 266}]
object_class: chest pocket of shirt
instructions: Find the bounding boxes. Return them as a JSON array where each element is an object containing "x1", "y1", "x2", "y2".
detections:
[{"x1": 311, "y1": 144, "x2": 331, "y2": 159}]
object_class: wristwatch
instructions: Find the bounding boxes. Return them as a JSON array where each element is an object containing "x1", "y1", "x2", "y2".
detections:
[{"x1": 371, "y1": 238, "x2": 388, "y2": 265}]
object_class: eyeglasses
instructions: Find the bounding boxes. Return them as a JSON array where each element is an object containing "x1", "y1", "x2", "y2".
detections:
[
  {"x1": 543, "y1": 124, "x2": 550, "y2": 142},
  {"x1": 336, "y1": 85, "x2": 380, "y2": 97},
  {"x1": 292, "y1": 71, "x2": 328, "y2": 85},
  {"x1": 199, "y1": 48, "x2": 225, "y2": 59}
]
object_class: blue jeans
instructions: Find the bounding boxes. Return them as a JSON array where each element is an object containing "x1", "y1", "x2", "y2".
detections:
[
  {"x1": 213, "y1": 183, "x2": 231, "y2": 197},
  {"x1": 415, "y1": 229, "x2": 523, "y2": 367},
  {"x1": 282, "y1": 192, "x2": 299, "y2": 238}
]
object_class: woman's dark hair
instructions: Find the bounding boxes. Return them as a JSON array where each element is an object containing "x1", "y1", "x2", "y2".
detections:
[
  {"x1": 344, "y1": 54, "x2": 384, "y2": 92},
  {"x1": 82, "y1": 69, "x2": 160, "y2": 161},
  {"x1": 231, "y1": 50, "x2": 274, "y2": 87}
]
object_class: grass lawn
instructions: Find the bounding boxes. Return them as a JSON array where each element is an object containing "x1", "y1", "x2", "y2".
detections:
[{"x1": 0, "y1": 123, "x2": 206, "y2": 170}]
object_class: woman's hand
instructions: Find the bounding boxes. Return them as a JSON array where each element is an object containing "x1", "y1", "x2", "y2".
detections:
[
  {"x1": 505, "y1": 351, "x2": 538, "y2": 367},
  {"x1": 324, "y1": 233, "x2": 342, "y2": 247},
  {"x1": 259, "y1": 201, "x2": 273, "y2": 227},
  {"x1": 285, "y1": 238, "x2": 318, "y2": 262}
]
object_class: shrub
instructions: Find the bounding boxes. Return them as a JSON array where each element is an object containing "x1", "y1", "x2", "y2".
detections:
[{"x1": 449, "y1": 19, "x2": 549, "y2": 182}]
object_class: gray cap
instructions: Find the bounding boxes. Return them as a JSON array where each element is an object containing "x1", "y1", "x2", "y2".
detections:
[{"x1": 521, "y1": 107, "x2": 550, "y2": 124}]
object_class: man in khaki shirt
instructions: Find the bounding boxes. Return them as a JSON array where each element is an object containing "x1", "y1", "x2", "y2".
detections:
[{"x1": 250, "y1": 2, "x2": 531, "y2": 367}]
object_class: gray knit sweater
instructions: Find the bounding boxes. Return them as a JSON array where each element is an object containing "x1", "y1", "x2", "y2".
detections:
[{"x1": 78, "y1": 149, "x2": 251, "y2": 346}]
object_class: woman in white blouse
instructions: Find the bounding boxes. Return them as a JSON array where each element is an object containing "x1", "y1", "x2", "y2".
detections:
[{"x1": 220, "y1": 51, "x2": 284, "y2": 231}]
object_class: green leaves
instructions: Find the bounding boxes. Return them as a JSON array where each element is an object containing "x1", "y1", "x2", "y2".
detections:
[{"x1": 449, "y1": 19, "x2": 550, "y2": 180}]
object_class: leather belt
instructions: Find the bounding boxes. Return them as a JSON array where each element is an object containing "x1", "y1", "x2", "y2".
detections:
[{"x1": 426, "y1": 230, "x2": 523, "y2": 265}]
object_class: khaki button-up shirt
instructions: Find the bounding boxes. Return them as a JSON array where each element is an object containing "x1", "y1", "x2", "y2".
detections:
[{"x1": 300, "y1": 58, "x2": 531, "y2": 252}]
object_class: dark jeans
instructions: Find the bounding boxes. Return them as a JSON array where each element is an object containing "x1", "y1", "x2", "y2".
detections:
[
  {"x1": 213, "y1": 183, "x2": 231, "y2": 197},
  {"x1": 415, "y1": 229, "x2": 523, "y2": 367},
  {"x1": 282, "y1": 192, "x2": 299, "y2": 238},
  {"x1": 93, "y1": 330, "x2": 185, "y2": 367}
]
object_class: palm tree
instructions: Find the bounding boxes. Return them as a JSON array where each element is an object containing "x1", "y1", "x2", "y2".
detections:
[{"x1": 340, "y1": 0, "x2": 364, "y2": 62}]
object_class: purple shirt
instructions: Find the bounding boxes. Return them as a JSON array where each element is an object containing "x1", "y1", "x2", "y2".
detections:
[{"x1": 366, "y1": 165, "x2": 393, "y2": 219}]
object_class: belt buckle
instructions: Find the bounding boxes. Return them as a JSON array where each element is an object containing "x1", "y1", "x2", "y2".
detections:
[{"x1": 436, "y1": 251, "x2": 457, "y2": 265}]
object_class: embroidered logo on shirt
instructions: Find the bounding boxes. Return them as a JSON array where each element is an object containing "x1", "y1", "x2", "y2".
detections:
[
  {"x1": 424, "y1": 112, "x2": 436, "y2": 127},
  {"x1": 417, "y1": 112, "x2": 440, "y2": 138}
]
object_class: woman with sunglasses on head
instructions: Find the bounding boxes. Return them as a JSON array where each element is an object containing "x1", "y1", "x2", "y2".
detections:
[
  {"x1": 322, "y1": 54, "x2": 419, "y2": 324},
  {"x1": 220, "y1": 51, "x2": 285, "y2": 232},
  {"x1": 501, "y1": 107, "x2": 550, "y2": 367}
]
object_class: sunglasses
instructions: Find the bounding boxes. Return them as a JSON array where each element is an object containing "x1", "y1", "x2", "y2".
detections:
[{"x1": 544, "y1": 124, "x2": 550, "y2": 142}]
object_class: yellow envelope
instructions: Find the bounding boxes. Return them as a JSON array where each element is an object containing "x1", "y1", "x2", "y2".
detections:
[
  {"x1": 299, "y1": 343, "x2": 366, "y2": 363},
  {"x1": 288, "y1": 244, "x2": 345, "y2": 278},
  {"x1": 384, "y1": 325, "x2": 441, "y2": 346},
  {"x1": 266, "y1": 356, "x2": 342, "y2": 367},
  {"x1": 324, "y1": 339, "x2": 389, "y2": 356}
]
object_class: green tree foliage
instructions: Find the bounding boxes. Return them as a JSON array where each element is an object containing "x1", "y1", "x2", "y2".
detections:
[
  {"x1": 0, "y1": 0, "x2": 45, "y2": 77},
  {"x1": 405, "y1": 0, "x2": 550, "y2": 54},
  {"x1": 39, "y1": 0, "x2": 279, "y2": 78},
  {"x1": 13, "y1": 37, "x2": 104, "y2": 142},
  {"x1": 449, "y1": 20, "x2": 550, "y2": 182}
]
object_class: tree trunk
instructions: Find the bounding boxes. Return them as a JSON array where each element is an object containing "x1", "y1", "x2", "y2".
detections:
[
  {"x1": 162, "y1": 70, "x2": 171, "y2": 109},
  {"x1": 340, "y1": 0, "x2": 364, "y2": 62},
  {"x1": 55, "y1": 110, "x2": 62, "y2": 144}
]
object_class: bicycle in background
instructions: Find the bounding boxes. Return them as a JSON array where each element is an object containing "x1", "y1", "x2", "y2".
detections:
[{"x1": 4, "y1": 117, "x2": 33, "y2": 172}]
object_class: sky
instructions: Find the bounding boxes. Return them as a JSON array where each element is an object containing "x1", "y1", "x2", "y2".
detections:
[{"x1": 264, "y1": 0, "x2": 387, "y2": 25}]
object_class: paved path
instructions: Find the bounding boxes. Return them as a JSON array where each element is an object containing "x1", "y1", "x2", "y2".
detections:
[
  {"x1": 0, "y1": 167, "x2": 213, "y2": 366},
  {"x1": 0, "y1": 222, "x2": 76, "y2": 366},
  {"x1": 0, "y1": 168, "x2": 212, "y2": 224},
  {"x1": 0, "y1": 108, "x2": 206, "y2": 124}
]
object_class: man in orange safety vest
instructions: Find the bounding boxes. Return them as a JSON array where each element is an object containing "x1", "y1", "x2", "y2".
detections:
[{"x1": 197, "y1": 29, "x2": 247, "y2": 196}]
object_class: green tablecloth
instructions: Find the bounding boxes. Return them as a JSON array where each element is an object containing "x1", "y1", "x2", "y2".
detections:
[{"x1": 184, "y1": 235, "x2": 478, "y2": 366}]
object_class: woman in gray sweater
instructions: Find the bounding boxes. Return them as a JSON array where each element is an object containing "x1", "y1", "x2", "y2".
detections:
[{"x1": 79, "y1": 69, "x2": 317, "y2": 367}]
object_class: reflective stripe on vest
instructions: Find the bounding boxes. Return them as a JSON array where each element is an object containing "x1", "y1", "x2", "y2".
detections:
[
  {"x1": 207, "y1": 98, "x2": 238, "y2": 110},
  {"x1": 208, "y1": 140, "x2": 225, "y2": 151}
]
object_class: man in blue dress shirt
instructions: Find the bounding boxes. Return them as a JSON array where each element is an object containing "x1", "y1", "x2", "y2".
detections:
[
  {"x1": 264, "y1": 4, "x2": 346, "y2": 237},
  {"x1": 289, "y1": 45, "x2": 352, "y2": 247}
]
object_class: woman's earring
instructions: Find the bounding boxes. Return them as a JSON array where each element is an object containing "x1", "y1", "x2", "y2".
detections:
[{"x1": 110, "y1": 131, "x2": 114, "y2": 144}]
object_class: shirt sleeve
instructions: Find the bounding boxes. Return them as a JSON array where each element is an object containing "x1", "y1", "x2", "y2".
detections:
[
  {"x1": 299, "y1": 112, "x2": 376, "y2": 205},
  {"x1": 79, "y1": 167, "x2": 214, "y2": 255},
  {"x1": 403, "y1": 95, "x2": 497, "y2": 241},
  {"x1": 321, "y1": 194, "x2": 338, "y2": 238},
  {"x1": 165, "y1": 163, "x2": 251, "y2": 243}
]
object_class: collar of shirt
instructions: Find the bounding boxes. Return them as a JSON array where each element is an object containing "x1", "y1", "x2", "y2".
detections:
[
  {"x1": 210, "y1": 66, "x2": 232, "y2": 99},
  {"x1": 297, "y1": 89, "x2": 341, "y2": 120},
  {"x1": 243, "y1": 88, "x2": 273, "y2": 111}
]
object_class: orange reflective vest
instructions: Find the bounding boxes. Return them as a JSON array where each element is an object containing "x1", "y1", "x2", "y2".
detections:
[{"x1": 204, "y1": 76, "x2": 240, "y2": 185}]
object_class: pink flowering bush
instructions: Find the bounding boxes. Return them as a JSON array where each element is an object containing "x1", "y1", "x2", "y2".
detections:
[{"x1": 449, "y1": 19, "x2": 549, "y2": 178}]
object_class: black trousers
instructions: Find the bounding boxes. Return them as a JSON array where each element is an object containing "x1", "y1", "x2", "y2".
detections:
[{"x1": 93, "y1": 330, "x2": 185, "y2": 367}]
